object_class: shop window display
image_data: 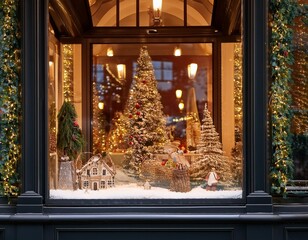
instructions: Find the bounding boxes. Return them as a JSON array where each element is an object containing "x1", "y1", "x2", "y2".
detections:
[{"x1": 48, "y1": 42, "x2": 244, "y2": 199}]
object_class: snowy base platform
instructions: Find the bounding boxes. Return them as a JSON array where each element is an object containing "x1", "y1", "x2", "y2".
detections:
[{"x1": 50, "y1": 184, "x2": 242, "y2": 199}]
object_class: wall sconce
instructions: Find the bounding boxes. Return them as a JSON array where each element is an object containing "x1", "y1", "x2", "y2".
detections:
[
  {"x1": 107, "y1": 47, "x2": 114, "y2": 57},
  {"x1": 174, "y1": 47, "x2": 181, "y2": 57},
  {"x1": 117, "y1": 64, "x2": 126, "y2": 80},
  {"x1": 178, "y1": 101, "x2": 184, "y2": 112},
  {"x1": 151, "y1": 0, "x2": 162, "y2": 26},
  {"x1": 175, "y1": 89, "x2": 182, "y2": 99},
  {"x1": 188, "y1": 63, "x2": 198, "y2": 80},
  {"x1": 98, "y1": 102, "x2": 104, "y2": 110}
]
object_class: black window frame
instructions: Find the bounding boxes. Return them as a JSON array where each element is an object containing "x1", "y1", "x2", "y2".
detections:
[{"x1": 11, "y1": 0, "x2": 274, "y2": 215}]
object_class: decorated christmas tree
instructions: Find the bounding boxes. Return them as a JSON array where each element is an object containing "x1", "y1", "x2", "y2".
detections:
[
  {"x1": 190, "y1": 103, "x2": 232, "y2": 185},
  {"x1": 57, "y1": 101, "x2": 85, "y2": 160},
  {"x1": 124, "y1": 46, "x2": 169, "y2": 176}
]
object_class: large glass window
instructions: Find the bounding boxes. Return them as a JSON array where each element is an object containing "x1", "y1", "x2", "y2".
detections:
[{"x1": 48, "y1": 41, "x2": 244, "y2": 200}]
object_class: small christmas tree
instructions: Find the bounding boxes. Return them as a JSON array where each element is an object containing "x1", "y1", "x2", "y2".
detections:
[
  {"x1": 108, "y1": 111, "x2": 128, "y2": 152},
  {"x1": 57, "y1": 101, "x2": 85, "y2": 160},
  {"x1": 124, "y1": 46, "x2": 169, "y2": 176},
  {"x1": 92, "y1": 81, "x2": 106, "y2": 154},
  {"x1": 190, "y1": 103, "x2": 233, "y2": 185}
]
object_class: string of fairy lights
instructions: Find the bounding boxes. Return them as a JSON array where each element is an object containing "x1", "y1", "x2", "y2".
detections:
[
  {"x1": 63, "y1": 44, "x2": 74, "y2": 101},
  {"x1": 0, "y1": 0, "x2": 21, "y2": 198},
  {"x1": 233, "y1": 43, "x2": 243, "y2": 142},
  {"x1": 269, "y1": 0, "x2": 303, "y2": 196}
]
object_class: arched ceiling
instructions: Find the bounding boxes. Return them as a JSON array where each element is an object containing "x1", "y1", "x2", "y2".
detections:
[
  {"x1": 91, "y1": 0, "x2": 213, "y2": 27},
  {"x1": 49, "y1": 0, "x2": 241, "y2": 37}
]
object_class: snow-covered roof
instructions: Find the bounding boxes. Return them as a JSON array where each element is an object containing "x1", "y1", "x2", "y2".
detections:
[{"x1": 78, "y1": 153, "x2": 116, "y2": 176}]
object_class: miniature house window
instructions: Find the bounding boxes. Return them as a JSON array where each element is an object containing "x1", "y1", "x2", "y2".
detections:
[
  {"x1": 101, "y1": 181, "x2": 106, "y2": 189},
  {"x1": 83, "y1": 181, "x2": 89, "y2": 188},
  {"x1": 102, "y1": 169, "x2": 106, "y2": 176},
  {"x1": 92, "y1": 168, "x2": 98, "y2": 175}
]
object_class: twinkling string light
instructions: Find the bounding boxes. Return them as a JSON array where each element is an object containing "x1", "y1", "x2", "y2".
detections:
[
  {"x1": 0, "y1": 0, "x2": 22, "y2": 199},
  {"x1": 233, "y1": 43, "x2": 243, "y2": 142},
  {"x1": 92, "y1": 81, "x2": 106, "y2": 153},
  {"x1": 63, "y1": 44, "x2": 74, "y2": 101},
  {"x1": 269, "y1": 0, "x2": 300, "y2": 196}
]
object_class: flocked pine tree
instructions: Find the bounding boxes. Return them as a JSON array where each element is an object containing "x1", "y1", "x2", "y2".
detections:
[
  {"x1": 190, "y1": 103, "x2": 233, "y2": 186},
  {"x1": 124, "y1": 46, "x2": 169, "y2": 176}
]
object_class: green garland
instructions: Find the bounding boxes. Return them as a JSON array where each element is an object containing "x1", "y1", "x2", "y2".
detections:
[
  {"x1": 0, "y1": 0, "x2": 21, "y2": 198},
  {"x1": 269, "y1": 0, "x2": 299, "y2": 196}
]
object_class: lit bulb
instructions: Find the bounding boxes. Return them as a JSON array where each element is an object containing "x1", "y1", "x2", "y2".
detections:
[
  {"x1": 178, "y1": 102, "x2": 184, "y2": 111},
  {"x1": 175, "y1": 89, "x2": 182, "y2": 99},
  {"x1": 98, "y1": 102, "x2": 104, "y2": 110}
]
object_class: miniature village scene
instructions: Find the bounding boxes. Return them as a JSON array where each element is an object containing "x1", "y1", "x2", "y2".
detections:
[{"x1": 49, "y1": 46, "x2": 243, "y2": 199}]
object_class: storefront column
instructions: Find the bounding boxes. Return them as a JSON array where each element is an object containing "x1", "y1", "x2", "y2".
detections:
[
  {"x1": 244, "y1": 0, "x2": 272, "y2": 212},
  {"x1": 17, "y1": 0, "x2": 48, "y2": 213}
]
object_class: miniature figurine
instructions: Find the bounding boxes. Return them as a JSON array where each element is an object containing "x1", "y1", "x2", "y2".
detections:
[
  {"x1": 205, "y1": 167, "x2": 220, "y2": 191},
  {"x1": 144, "y1": 180, "x2": 151, "y2": 190}
]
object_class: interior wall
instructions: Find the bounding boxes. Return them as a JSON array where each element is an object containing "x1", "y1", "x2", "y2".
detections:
[{"x1": 221, "y1": 43, "x2": 235, "y2": 157}]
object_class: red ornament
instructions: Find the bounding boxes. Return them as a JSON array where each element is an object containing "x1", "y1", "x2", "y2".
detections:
[
  {"x1": 129, "y1": 114, "x2": 133, "y2": 118},
  {"x1": 73, "y1": 121, "x2": 79, "y2": 127},
  {"x1": 142, "y1": 80, "x2": 147, "y2": 84},
  {"x1": 135, "y1": 103, "x2": 140, "y2": 109},
  {"x1": 284, "y1": 50, "x2": 289, "y2": 57},
  {"x1": 136, "y1": 111, "x2": 140, "y2": 116}
]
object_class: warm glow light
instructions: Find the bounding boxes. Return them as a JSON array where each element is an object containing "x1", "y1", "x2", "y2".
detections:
[
  {"x1": 175, "y1": 89, "x2": 182, "y2": 99},
  {"x1": 49, "y1": 60, "x2": 53, "y2": 67},
  {"x1": 174, "y1": 47, "x2": 181, "y2": 56},
  {"x1": 98, "y1": 102, "x2": 104, "y2": 110},
  {"x1": 117, "y1": 64, "x2": 126, "y2": 80},
  {"x1": 188, "y1": 63, "x2": 198, "y2": 79},
  {"x1": 107, "y1": 47, "x2": 114, "y2": 57},
  {"x1": 178, "y1": 102, "x2": 184, "y2": 111},
  {"x1": 153, "y1": 0, "x2": 162, "y2": 15}
]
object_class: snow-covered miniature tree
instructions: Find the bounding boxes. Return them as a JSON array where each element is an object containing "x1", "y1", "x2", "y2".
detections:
[
  {"x1": 190, "y1": 103, "x2": 232, "y2": 185},
  {"x1": 124, "y1": 46, "x2": 169, "y2": 176}
]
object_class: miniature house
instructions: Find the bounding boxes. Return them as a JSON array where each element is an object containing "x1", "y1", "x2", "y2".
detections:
[{"x1": 77, "y1": 153, "x2": 116, "y2": 190}]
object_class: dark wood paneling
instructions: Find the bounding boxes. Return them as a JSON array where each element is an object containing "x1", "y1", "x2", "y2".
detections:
[
  {"x1": 285, "y1": 227, "x2": 308, "y2": 240},
  {"x1": 56, "y1": 228, "x2": 235, "y2": 240}
]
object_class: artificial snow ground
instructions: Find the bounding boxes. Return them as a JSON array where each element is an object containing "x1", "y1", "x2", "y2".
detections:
[{"x1": 50, "y1": 185, "x2": 242, "y2": 199}]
